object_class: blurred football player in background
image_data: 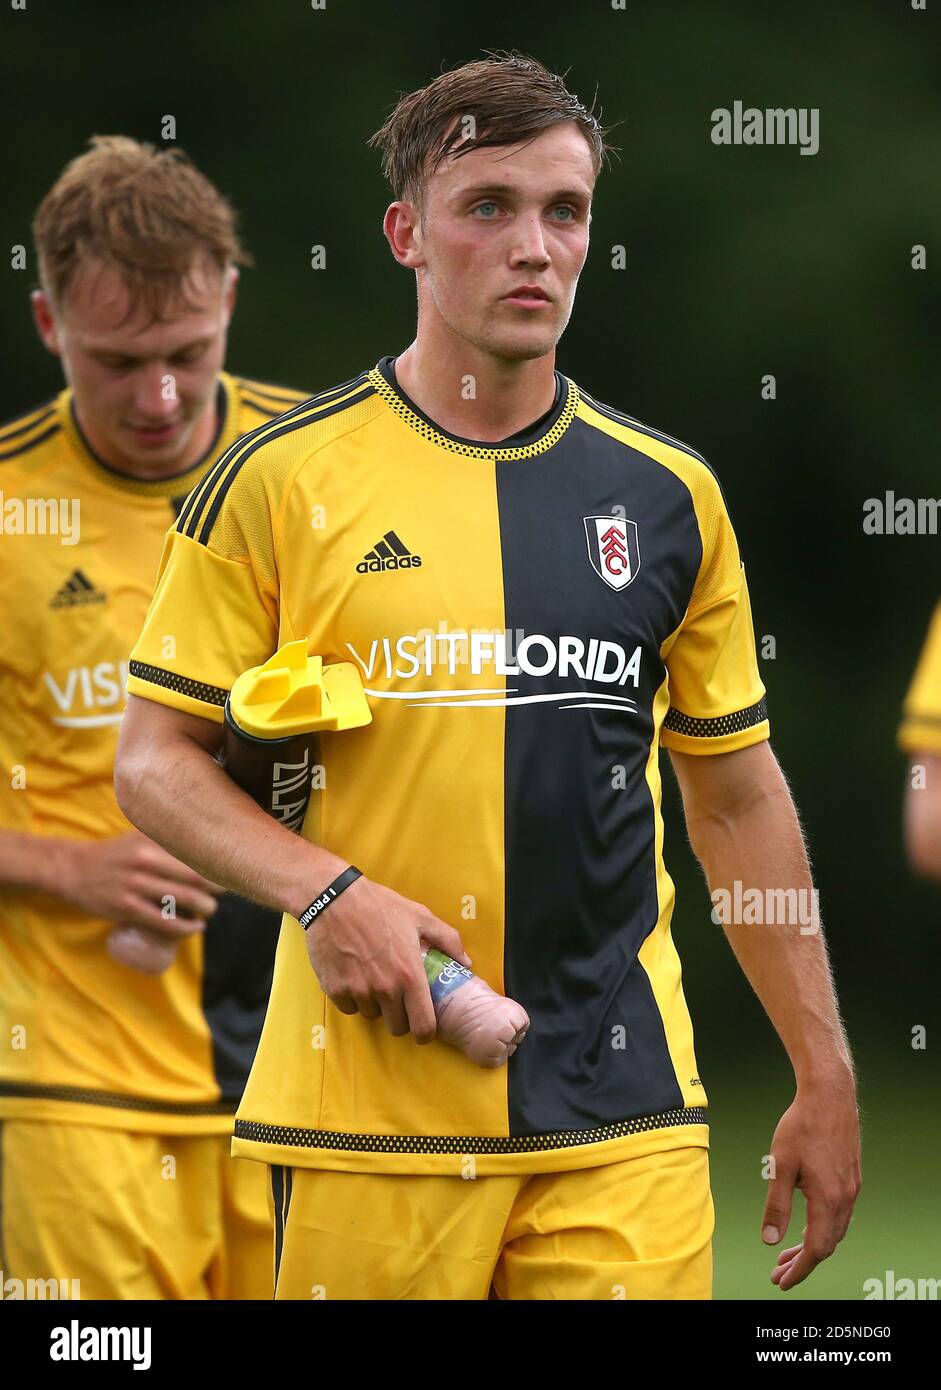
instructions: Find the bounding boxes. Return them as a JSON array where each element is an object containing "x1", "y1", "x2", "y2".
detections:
[{"x1": 0, "y1": 136, "x2": 308, "y2": 1298}]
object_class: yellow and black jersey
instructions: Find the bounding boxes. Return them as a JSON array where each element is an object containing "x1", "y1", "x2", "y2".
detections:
[
  {"x1": 0, "y1": 373, "x2": 309, "y2": 1134},
  {"x1": 899, "y1": 602, "x2": 941, "y2": 757},
  {"x1": 128, "y1": 357, "x2": 770, "y2": 1175}
]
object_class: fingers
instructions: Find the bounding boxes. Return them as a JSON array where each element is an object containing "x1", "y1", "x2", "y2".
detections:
[
  {"x1": 135, "y1": 876, "x2": 218, "y2": 924},
  {"x1": 419, "y1": 918, "x2": 471, "y2": 968},
  {"x1": 402, "y1": 971, "x2": 437, "y2": 1044},
  {"x1": 772, "y1": 1240, "x2": 821, "y2": 1290},
  {"x1": 770, "y1": 1188, "x2": 847, "y2": 1291},
  {"x1": 329, "y1": 984, "x2": 427, "y2": 1038},
  {"x1": 351, "y1": 991, "x2": 383, "y2": 1022},
  {"x1": 377, "y1": 993, "x2": 410, "y2": 1037},
  {"x1": 119, "y1": 894, "x2": 208, "y2": 936},
  {"x1": 761, "y1": 1165, "x2": 796, "y2": 1247},
  {"x1": 771, "y1": 1242, "x2": 808, "y2": 1290},
  {"x1": 329, "y1": 990, "x2": 407, "y2": 1030},
  {"x1": 801, "y1": 1191, "x2": 843, "y2": 1263}
]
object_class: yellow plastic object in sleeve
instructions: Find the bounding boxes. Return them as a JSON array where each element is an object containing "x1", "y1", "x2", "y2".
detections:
[{"x1": 227, "y1": 639, "x2": 372, "y2": 740}]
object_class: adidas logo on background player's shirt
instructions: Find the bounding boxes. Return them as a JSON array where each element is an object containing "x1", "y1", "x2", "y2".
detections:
[
  {"x1": 128, "y1": 356, "x2": 769, "y2": 1178},
  {"x1": 50, "y1": 568, "x2": 106, "y2": 608},
  {"x1": 356, "y1": 530, "x2": 422, "y2": 572}
]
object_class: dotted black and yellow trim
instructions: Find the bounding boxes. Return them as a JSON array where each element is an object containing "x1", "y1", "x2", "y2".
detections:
[
  {"x1": 235, "y1": 1105, "x2": 707, "y2": 1156},
  {"x1": 0, "y1": 1081, "x2": 235, "y2": 1115},
  {"x1": 128, "y1": 660, "x2": 228, "y2": 708},
  {"x1": 368, "y1": 366, "x2": 579, "y2": 461},
  {"x1": 664, "y1": 698, "x2": 768, "y2": 739}
]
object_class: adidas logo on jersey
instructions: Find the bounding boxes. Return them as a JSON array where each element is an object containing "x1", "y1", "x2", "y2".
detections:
[
  {"x1": 50, "y1": 569, "x2": 107, "y2": 609},
  {"x1": 356, "y1": 530, "x2": 423, "y2": 573}
]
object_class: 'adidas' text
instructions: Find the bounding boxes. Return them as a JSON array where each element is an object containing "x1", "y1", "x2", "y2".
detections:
[{"x1": 356, "y1": 529, "x2": 423, "y2": 573}]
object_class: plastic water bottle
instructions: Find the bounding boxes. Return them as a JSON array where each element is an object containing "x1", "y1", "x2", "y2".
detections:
[{"x1": 422, "y1": 947, "x2": 530, "y2": 1068}]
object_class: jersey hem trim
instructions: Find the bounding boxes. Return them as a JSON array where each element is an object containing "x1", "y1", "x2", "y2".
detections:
[
  {"x1": 125, "y1": 674, "x2": 227, "y2": 724},
  {"x1": 663, "y1": 696, "x2": 768, "y2": 741},
  {"x1": 128, "y1": 660, "x2": 228, "y2": 709},
  {"x1": 0, "y1": 1080, "x2": 235, "y2": 1116},
  {"x1": 233, "y1": 1105, "x2": 707, "y2": 1157},
  {"x1": 233, "y1": 1121, "x2": 710, "y2": 1176},
  {"x1": 0, "y1": 1097, "x2": 237, "y2": 1136}
]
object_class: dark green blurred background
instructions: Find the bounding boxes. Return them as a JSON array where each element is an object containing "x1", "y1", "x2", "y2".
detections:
[{"x1": 2, "y1": 0, "x2": 938, "y2": 1300}]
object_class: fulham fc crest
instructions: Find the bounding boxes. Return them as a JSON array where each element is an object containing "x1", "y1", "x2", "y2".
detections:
[{"x1": 583, "y1": 515, "x2": 641, "y2": 591}]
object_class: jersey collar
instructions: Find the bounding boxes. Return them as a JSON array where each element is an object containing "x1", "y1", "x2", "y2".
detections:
[
  {"x1": 368, "y1": 355, "x2": 578, "y2": 460},
  {"x1": 57, "y1": 374, "x2": 237, "y2": 499}
]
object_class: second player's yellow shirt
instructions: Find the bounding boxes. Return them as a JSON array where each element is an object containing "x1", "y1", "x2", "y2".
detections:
[
  {"x1": 0, "y1": 373, "x2": 308, "y2": 1133},
  {"x1": 129, "y1": 359, "x2": 770, "y2": 1174},
  {"x1": 898, "y1": 602, "x2": 941, "y2": 756}
]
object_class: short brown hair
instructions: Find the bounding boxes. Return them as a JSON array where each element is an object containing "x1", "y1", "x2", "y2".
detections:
[
  {"x1": 369, "y1": 51, "x2": 615, "y2": 205},
  {"x1": 33, "y1": 135, "x2": 251, "y2": 322}
]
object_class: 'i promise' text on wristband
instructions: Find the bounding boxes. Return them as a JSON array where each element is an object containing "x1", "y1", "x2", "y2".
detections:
[{"x1": 297, "y1": 866, "x2": 363, "y2": 931}]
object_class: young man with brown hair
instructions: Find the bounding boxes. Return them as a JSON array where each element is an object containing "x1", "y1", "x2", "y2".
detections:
[
  {"x1": 116, "y1": 55, "x2": 861, "y2": 1300},
  {"x1": 0, "y1": 136, "x2": 309, "y2": 1298}
]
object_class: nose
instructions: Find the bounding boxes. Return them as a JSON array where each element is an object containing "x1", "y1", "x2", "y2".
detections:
[
  {"x1": 510, "y1": 215, "x2": 550, "y2": 269},
  {"x1": 133, "y1": 366, "x2": 180, "y2": 419}
]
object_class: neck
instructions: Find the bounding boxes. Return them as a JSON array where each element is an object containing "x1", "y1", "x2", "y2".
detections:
[{"x1": 394, "y1": 326, "x2": 557, "y2": 442}]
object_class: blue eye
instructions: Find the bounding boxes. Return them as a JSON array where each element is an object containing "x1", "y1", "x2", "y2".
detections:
[{"x1": 474, "y1": 202, "x2": 498, "y2": 217}]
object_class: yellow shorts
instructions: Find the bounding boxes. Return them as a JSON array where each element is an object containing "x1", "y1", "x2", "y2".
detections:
[
  {"x1": 268, "y1": 1144, "x2": 713, "y2": 1300},
  {"x1": 0, "y1": 1119, "x2": 271, "y2": 1300}
]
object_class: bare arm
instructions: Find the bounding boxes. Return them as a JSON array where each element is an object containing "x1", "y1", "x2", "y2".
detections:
[
  {"x1": 903, "y1": 752, "x2": 941, "y2": 882},
  {"x1": 0, "y1": 829, "x2": 80, "y2": 897},
  {"x1": 670, "y1": 739, "x2": 861, "y2": 1291},
  {"x1": 114, "y1": 693, "x2": 470, "y2": 1039},
  {"x1": 0, "y1": 825, "x2": 218, "y2": 935},
  {"x1": 114, "y1": 693, "x2": 341, "y2": 916}
]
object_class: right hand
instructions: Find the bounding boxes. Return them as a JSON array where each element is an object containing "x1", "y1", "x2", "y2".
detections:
[
  {"x1": 54, "y1": 830, "x2": 219, "y2": 971},
  {"x1": 303, "y1": 875, "x2": 471, "y2": 1044}
]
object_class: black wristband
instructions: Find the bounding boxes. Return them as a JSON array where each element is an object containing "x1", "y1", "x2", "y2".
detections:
[{"x1": 297, "y1": 866, "x2": 362, "y2": 931}]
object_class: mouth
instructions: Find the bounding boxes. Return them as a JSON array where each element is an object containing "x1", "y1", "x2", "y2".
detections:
[
  {"x1": 124, "y1": 420, "x2": 184, "y2": 445},
  {"x1": 501, "y1": 286, "x2": 552, "y2": 309}
]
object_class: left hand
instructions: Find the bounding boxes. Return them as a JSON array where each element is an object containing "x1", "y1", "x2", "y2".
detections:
[{"x1": 760, "y1": 1068, "x2": 862, "y2": 1291}]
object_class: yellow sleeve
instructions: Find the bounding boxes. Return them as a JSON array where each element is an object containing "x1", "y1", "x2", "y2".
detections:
[
  {"x1": 660, "y1": 474, "x2": 769, "y2": 756},
  {"x1": 127, "y1": 455, "x2": 281, "y2": 723},
  {"x1": 898, "y1": 602, "x2": 941, "y2": 756}
]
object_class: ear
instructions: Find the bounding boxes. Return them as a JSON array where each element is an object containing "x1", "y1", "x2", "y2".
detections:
[
  {"x1": 382, "y1": 201, "x2": 426, "y2": 270},
  {"x1": 31, "y1": 289, "x2": 62, "y2": 356}
]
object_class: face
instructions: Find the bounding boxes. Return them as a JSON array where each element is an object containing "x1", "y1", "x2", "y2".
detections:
[
  {"x1": 388, "y1": 121, "x2": 595, "y2": 364},
  {"x1": 32, "y1": 256, "x2": 236, "y2": 475}
]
